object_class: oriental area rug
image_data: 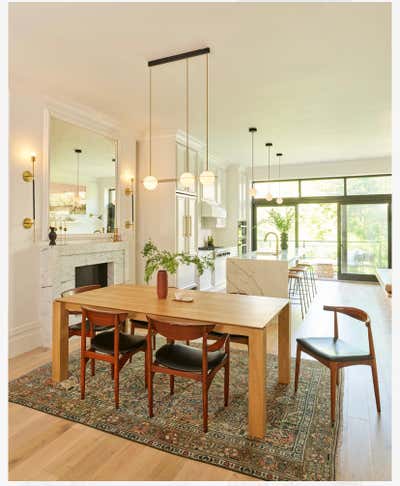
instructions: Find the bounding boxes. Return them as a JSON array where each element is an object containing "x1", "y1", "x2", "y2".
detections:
[{"x1": 9, "y1": 348, "x2": 342, "y2": 480}]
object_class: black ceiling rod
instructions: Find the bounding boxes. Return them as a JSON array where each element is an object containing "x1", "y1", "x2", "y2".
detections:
[{"x1": 148, "y1": 47, "x2": 210, "y2": 67}]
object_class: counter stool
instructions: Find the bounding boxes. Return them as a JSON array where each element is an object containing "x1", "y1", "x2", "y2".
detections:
[
  {"x1": 289, "y1": 266, "x2": 311, "y2": 310},
  {"x1": 288, "y1": 270, "x2": 307, "y2": 319},
  {"x1": 296, "y1": 262, "x2": 317, "y2": 297}
]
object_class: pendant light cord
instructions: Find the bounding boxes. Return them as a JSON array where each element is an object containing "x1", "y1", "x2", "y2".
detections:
[
  {"x1": 251, "y1": 132, "x2": 254, "y2": 184},
  {"x1": 206, "y1": 53, "x2": 209, "y2": 171},
  {"x1": 268, "y1": 145, "x2": 271, "y2": 181},
  {"x1": 186, "y1": 58, "x2": 189, "y2": 172},
  {"x1": 149, "y1": 67, "x2": 152, "y2": 175}
]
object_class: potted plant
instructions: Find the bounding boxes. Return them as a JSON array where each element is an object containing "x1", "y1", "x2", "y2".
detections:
[
  {"x1": 141, "y1": 240, "x2": 215, "y2": 299},
  {"x1": 267, "y1": 208, "x2": 294, "y2": 251}
]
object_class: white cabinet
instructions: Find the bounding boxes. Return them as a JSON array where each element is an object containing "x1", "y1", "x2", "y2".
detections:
[{"x1": 176, "y1": 193, "x2": 197, "y2": 289}]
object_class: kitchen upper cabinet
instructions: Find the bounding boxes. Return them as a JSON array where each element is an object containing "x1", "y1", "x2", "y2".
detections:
[{"x1": 176, "y1": 142, "x2": 198, "y2": 194}]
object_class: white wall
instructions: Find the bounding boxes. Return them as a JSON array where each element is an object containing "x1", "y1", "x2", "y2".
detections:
[{"x1": 9, "y1": 85, "x2": 137, "y2": 357}]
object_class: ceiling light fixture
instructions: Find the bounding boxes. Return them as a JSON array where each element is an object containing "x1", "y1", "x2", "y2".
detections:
[
  {"x1": 199, "y1": 53, "x2": 215, "y2": 186},
  {"x1": 265, "y1": 142, "x2": 273, "y2": 201},
  {"x1": 249, "y1": 127, "x2": 257, "y2": 197},
  {"x1": 143, "y1": 67, "x2": 158, "y2": 191},
  {"x1": 276, "y1": 152, "x2": 283, "y2": 204},
  {"x1": 179, "y1": 58, "x2": 195, "y2": 189}
]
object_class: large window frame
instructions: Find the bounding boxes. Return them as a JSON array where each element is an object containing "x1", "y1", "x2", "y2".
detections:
[{"x1": 251, "y1": 174, "x2": 392, "y2": 281}]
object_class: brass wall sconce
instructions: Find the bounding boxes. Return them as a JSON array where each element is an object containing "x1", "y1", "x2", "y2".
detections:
[
  {"x1": 22, "y1": 153, "x2": 36, "y2": 239},
  {"x1": 125, "y1": 177, "x2": 135, "y2": 229}
]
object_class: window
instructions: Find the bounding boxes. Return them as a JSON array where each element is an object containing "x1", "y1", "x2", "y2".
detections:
[
  {"x1": 300, "y1": 178, "x2": 344, "y2": 197},
  {"x1": 346, "y1": 175, "x2": 391, "y2": 195},
  {"x1": 254, "y1": 180, "x2": 299, "y2": 199}
]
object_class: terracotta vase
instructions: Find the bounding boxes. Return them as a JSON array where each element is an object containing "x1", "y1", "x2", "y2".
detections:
[{"x1": 157, "y1": 270, "x2": 168, "y2": 299}]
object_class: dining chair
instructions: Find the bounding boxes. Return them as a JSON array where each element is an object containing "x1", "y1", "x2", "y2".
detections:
[
  {"x1": 294, "y1": 305, "x2": 381, "y2": 424},
  {"x1": 61, "y1": 284, "x2": 111, "y2": 376},
  {"x1": 80, "y1": 306, "x2": 147, "y2": 408},
  {"x1": 146, "y1": 314, "x2": 230, "y2": 432}
]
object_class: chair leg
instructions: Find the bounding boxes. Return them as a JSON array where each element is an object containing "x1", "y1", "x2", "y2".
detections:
[
  {"x1": 144, "y1": 351, "x2": 148, "y2": 390},
  {"x1": 224, "y1": 361, "x2": 229, "y2": 407},
  {"x1": 202, "y1": 378, "x2": 208, "y2": 433},
  {"x1": 371, "y1": 360, "x2": 381, "y2": 413},
  {"x1": 294, "y1": 345, "x2": 301, "y2": 392},
  {"x1": 114, "y1": 361, "x2": 119, "y2": 409},
  {"x1": 148, "y1": 372, "x2": 154, "y2": 418},
  {"x1": 91, "y1": 358, "x2": 95, "y2": 376},
  {"x1": 330, "y1": 366, "x2": 337, "y2": 425},
  {"x1": 80, "y1": 357, "x2": 86, "y2": 400},
  {"x1": 170, "y1": 375, "x2": 175, "y2": 395}
]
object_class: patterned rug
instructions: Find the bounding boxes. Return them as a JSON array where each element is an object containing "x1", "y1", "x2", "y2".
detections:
[{"x1": 9, "y1": 347, "x2": 342, "y2": 481}]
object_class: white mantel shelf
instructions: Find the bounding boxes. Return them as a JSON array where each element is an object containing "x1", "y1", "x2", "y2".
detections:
[{"x1": 39, "y1": 239, "x2": 128, "y2": 255}]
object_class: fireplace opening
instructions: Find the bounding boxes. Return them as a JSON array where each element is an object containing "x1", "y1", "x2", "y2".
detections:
[{"x1": 75, "y1": 263, "x2": 108, "y2": 288}]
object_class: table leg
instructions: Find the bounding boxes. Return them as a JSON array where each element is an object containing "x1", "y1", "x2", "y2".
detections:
[
  {"x1": 248, "y1": 327, "x2": 267, "y2": 438},
  {"x1": 52, "y1": 301, "x2": 69, "y2": 382},
  {"x1": 278, "y1": 303, "x2": 291, "y2": 384}
]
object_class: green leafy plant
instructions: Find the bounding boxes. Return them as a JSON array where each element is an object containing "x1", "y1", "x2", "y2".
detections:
[
  {"x1": 267, "y1": 208, "x2": 295, "y2": 234},
  {"x1": 141, "y1": 240, "x2": 215, "y2": 284}
]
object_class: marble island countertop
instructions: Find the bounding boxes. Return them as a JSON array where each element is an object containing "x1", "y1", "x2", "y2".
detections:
[{"x1": 229, "y1": 248, "x2": 305, "y2": 263}]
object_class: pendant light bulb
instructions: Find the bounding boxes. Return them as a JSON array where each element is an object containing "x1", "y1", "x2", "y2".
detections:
[
  {"x1": 249, "y1": 186, "x2": 257, "y2": 197},
  {"x1": 266, "y1": 192, "x2": 273, "y2": 202},
  {"x1": 180, "y1": 172, "x2": 195, "y2": 187},
  {"x1": 200, "y1": 170, "x2": 215, "y2": 185},
  {"x1": 143, "y1": 175, "x2": 158, "y2": 191},
  {"x1": 277, "y1": 197, "x2": 283, "y2": 205}
]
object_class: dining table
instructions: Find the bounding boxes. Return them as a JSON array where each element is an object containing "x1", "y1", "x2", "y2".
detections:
[{"x1": 52, "y1": 284, "x2": 290, "y2": 439}]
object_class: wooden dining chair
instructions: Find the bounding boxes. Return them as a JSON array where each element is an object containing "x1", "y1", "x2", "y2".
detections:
[
  {"x1": 80, "y1": 306, "x2": 147, "y2": 408},
  {"x1": 146, "y1": 314, "x2": 230, "y2": 432},
  {"x1": 61, "y1": 284, "x2": 111, "y2": 376},
  {"x1": 294, "y1": 305, "x2": 381, "y2": 424}
]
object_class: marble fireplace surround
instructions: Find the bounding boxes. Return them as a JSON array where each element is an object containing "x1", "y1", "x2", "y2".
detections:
[{"x1": 40, "y1": 240, "x2": 129, "y2": 347}]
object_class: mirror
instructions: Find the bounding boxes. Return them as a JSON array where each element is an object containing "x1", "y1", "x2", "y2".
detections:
[{"x1": 48, "y1": 117, "x2": 117, "y2": 235}]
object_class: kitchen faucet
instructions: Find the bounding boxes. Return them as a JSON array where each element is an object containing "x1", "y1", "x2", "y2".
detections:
[{"x1": 264, "y1": 231, "x2": 279, "y2": 255}]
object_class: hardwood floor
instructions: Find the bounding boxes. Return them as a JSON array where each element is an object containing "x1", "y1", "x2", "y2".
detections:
[{"x1": 9, "y1": 280, "x2": 391, "y2": 481}]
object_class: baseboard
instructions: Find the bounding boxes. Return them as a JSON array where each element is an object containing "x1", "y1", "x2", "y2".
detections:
[{"x1": 9, "y1": 321, "x2": 42, "y2": 358}]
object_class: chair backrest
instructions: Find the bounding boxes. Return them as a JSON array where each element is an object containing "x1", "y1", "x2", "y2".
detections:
[
  {"x1": 81, "y1": 306, "x2": 128, "y2": 344},
  {"x1": 146, "y1": 314, "x2": 215, "y2": 342},
  {"x1": 323, "y1": 305, "x2": 375, "y2": 357},
  {"x1": 61, "y1": 284, "x2": 101, "y2": 297}
]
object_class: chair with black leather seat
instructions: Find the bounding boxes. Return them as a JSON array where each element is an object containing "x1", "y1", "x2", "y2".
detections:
[
  {"x1": 80, "y1": 306, "x2": 147, "y2": 408},
  {"x1": 294, "y1": 305, "x2": 381, "y2": 424},
  {"x1": 146, "y1": 314, "x2": 230, "y2": 432},
  {"x1": 61, "y1": 284, "x2": 112, "y2": 376}
]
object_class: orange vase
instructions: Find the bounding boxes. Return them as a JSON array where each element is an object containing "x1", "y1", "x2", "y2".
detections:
[{"x1": 157, "y1": 270, "x2": 168, "y2": 299}]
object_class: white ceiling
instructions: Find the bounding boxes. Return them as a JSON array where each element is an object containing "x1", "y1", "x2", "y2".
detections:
[{"x1": 9, "y1": 2, "x2": 391, "y2": 166}]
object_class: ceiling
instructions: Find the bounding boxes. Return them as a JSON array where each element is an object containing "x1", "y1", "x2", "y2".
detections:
[{"x1": 9, "y1": 2, "x2": 391, "y2": 166}]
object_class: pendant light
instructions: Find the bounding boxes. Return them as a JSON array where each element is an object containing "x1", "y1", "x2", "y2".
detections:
[
  {"x1": 276, "y1": 152, "x2": 283, "y2": 204},
  {"x1": 72, "y1": 148, "x2": 83, "y2": 212},
  {"x1": 180, "y1": 58, "x2": 195, "y2": 188},
  {"x1": 200, "y1": 53, "x2": 216, "y2": 186},
  {"x1": 248, "y1": 127, "x2": 257, "y2": 197},
  {"x1": 143, "y1": 67, "x2": 159, "y2": 191},
  {"x1": 265, "y1": 142, "x2": 273, "y2": 201}
]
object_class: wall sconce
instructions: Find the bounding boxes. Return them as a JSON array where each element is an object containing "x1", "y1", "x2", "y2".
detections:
[
  {"x1": 124, "y1": 177, "x2": 135, "y2": 229},
  {"x1": 22, "y1": 152, "x2": 36, "y2": 240}
]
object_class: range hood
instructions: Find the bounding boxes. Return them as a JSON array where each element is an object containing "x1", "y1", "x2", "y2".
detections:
[{"x1": 201, "y1": 201, "x2": 227, "y2": 219}]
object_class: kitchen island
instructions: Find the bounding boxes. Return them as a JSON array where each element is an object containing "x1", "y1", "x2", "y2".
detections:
[{"x1": 226, "y1": 249, "x2": 305, "y2": 298}]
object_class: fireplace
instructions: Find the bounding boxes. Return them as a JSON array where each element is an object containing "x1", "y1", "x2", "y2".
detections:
[{"x1": 75, "y1": 263, "x2": 108, "y2": 288}]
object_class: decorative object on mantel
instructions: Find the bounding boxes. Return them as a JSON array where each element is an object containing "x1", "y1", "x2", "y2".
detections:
[
  {"x1": 268, "y1": 208, "x2": 294, "y2": 251},
  {"x1": 9, "y1": 349, "x2": 342, "y2": 480},
  {"x1": 264, "y1": 142, "x2": 273, "y2": 201},
  {"x1": 71, "y1": 149, "x2": 86, "y2": 214},
  {"x1": 276, "y1": 152, "x2": 283, "y2": 204},
  {"x1": 22, "y1": 152, "x2": 36, "y2": 240},
  {"x1": 143, "y1": 47, "x2": 214, "y2": 191},
  {"x1": 113, "y1": 227, "x2": 121, "y2": 242},
  {"x1": 48, "y1": 226, "x2": 57, "y2": 246},
  {"x1": 141, "y1": 240, "x2": 214, "y2": 299},
  {"x1": 248, "y1": 127, "x2": 257, "y2": 197}
]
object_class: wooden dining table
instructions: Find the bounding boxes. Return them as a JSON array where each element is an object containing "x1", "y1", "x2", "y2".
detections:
[{"x1": 52, "y1": 284, "x2": 290, "y2": 439}]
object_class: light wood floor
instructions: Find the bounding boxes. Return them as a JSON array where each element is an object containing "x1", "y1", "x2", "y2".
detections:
[{"x1": 9, "y1": 280, "x2": 391, "y2": 481}]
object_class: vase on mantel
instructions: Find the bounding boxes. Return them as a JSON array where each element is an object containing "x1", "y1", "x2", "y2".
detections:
[
  {"x1": 48, "y1": 227, "x2": 57, "y2": 246},
  {"x1": 157, "y1": 270, "x2": 168, "y2": 299}
]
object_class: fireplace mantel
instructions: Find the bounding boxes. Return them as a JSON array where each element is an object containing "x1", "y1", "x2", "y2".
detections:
[{"x1": 40, "y1": 240, "x2": 129, "y2": 347}]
